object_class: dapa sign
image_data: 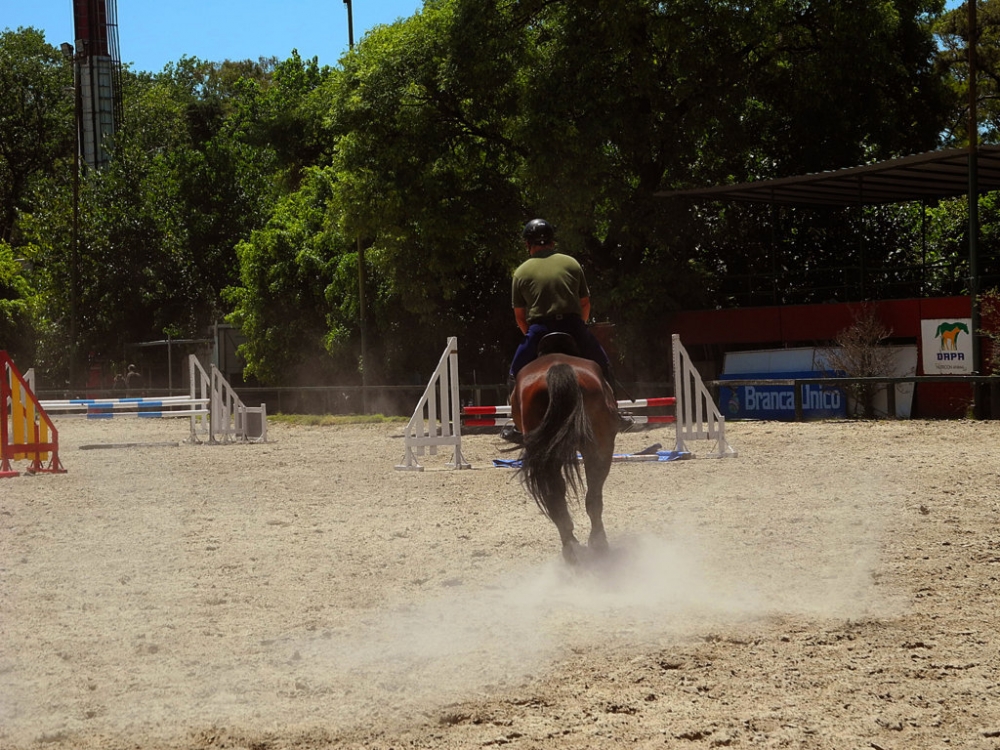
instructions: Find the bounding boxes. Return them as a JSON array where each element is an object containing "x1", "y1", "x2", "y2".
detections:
[
  {"x1": 719, "y1": 371, "x2": 846, "y2": 421},
  {"x1": 921, "y1": 318, "x2": 973, "y2": 374}
]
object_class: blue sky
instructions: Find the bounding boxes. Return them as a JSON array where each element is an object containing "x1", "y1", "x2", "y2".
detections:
[
  {"x1": 1, "y1": 0, "x2": 425, "y2": 73},
  {"x1": 1, "y1": 0, "x2": 969, "y2": 74}
]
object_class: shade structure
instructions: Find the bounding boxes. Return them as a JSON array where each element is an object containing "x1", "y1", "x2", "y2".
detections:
[{"x1": 658, "y1": 146, "x2": 1000, "y2": 207}]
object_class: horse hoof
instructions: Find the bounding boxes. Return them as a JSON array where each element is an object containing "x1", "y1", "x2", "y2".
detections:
[
  {"x1": 589, "y1": 531, "x2": 609, "y2": 553},
  {"x1": 562, "y1": 541, "x2": 583, "y2": 565},
  {"x1": 588, "y1": 543, "x2": 609, "y2": 558}
]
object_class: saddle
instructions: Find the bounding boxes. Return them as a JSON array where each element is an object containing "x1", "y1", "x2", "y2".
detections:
[{"x1": 536, "y1": 332, "x2": 580, "y2": 358}]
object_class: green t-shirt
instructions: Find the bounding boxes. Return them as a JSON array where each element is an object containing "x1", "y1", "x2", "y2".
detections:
[{"x1": 511, "y1": 250, "x2": 589, "y2": 322}]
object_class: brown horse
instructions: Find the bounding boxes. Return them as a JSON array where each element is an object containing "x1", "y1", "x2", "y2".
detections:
[{"x1": 509, "y1": 352, "x2": 619, "y2": 564}]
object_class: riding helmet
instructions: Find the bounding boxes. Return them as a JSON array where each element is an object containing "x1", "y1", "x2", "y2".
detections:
[{"x1": 522, "y1": 218, "x2": 555, "y2": 246}]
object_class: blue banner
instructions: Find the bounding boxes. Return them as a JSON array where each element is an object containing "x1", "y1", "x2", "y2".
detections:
[{"x1": 719, "y1": 371, "x2": 846, "y2": 421}]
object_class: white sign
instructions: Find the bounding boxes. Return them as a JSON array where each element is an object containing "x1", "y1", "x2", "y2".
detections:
[{"x1": 921, "y1": 318, "x2": 973, "y2": 374}]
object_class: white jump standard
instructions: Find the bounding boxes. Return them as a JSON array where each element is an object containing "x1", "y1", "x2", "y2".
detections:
[
  {"x1": 395, "y1": 334, "x2": 736, "y2": 470},
  {"x1": 39, "y1": 355, "x2": 268, "y2": 446}
]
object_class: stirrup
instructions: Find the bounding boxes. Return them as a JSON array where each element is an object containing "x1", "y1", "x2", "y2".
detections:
[
  {"x1": 500, "y1": 423, "x2": 523, "y2": 444},
  {"x1": 617, "y1": 411, "x2": 635, "y2": 433}
]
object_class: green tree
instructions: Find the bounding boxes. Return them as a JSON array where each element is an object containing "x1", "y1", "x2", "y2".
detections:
[
  {"x1": 225, "y1": 167, "x2": 346, "y2": 384},
  {"x1": 306, "y1": 0, "x2": 953, "y2": 381},
  {"x1": 325, "y1": 2, "x2": 526, "y2": 381},
  {"x1": 0, "y1": 240, "x2": 36, "y2": 359},
  {"x1": 0, "y1": 28, "x2": 72, "y2": 244},
  {"x1": 227, "y1": 50, "x2": 333, "y2": 189},
  {"x1": 542, "y1": 0, "x2": 950, "y2": 315},
  {"x1": 17, "y1": 56, "x2": 293, "y2": 378},
  {"x1": 2, "y1": 3, "x2": 966, "y2": 387},
  {"x1": 934, "y1": 0, "x2": 1000, "y2": 144}
]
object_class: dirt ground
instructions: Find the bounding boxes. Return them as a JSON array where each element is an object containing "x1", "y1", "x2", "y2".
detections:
[{"x1": 2, "y1": 416, "x2": 1000, "y2": 749}]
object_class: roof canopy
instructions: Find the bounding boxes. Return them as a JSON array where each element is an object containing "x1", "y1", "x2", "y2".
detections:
[{"x1": 658, "y1": 146, "x2": 1000, "y2": 207}]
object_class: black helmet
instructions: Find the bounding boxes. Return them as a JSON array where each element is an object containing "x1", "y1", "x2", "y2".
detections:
[{"x1": 522, "y1": 218, "x2": 555, "y2": 246}]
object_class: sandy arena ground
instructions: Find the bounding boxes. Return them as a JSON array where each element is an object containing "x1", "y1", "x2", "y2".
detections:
[{"x1": 2, "y1": 416, "x2": 1000, "y2": 749}]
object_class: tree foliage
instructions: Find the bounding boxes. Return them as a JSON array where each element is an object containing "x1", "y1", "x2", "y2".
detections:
[
  {"x1": 310, "y1": 0, "x2": 956, "y2": 377},
  {"x1": 225, "y1": 167, "x2": 345, "y2": 384},
  {"x1": 12, "y1": 53, "x2": 320, "y2": 377},
  {"x1": 3, "y1": 1, "x2": 997, "y2": 388},
  {"x1": 0, "y1": 239, "x2": 36, "y2": 359},
  {"x1": 935, "y1": 0, "x2": 1000, "y2": 144},
  {"x1": 0, "y1": 28, "x2": 72, "y2": 244}
]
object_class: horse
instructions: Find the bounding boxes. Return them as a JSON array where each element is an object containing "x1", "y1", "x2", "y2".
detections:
[{"x1": 509, "y1": 347, "x2": 620, "y2": 564}]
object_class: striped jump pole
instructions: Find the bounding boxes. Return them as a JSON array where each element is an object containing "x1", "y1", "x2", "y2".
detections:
[
  {"x1": 462, "y1": 338, "x2": 735, "y2": 459},
  {"x1": 37, "y1": 356, "x2": 266, "y2": 446},
  {"x1": 38, "y1": 396, "x2": 210, "y2": 419},
  {"x1": 396, "y1": 335, "x2": 736, "y2": 469},
  {"x1": 462, "y1": 396, "x2": 678, "y2": 427}
]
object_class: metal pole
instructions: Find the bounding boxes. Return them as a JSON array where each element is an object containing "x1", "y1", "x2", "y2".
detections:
[
  {"x1": 71, "y1": 78, "x2": 80, "y2": 394},
  {"x1": 61, "y1": 43, "x2": 81, "y2": 394},
  {"x1": 968, "y1": 0, "x2": 984, "y2": 416},
  {"x1": 344, "y1": 0, "x2": 355, "y2": 47},
  {"x1": 921, "y1": 200, "x2": 927, "y2": 297},
  {"x1": 343, "y1": 0, "x2": 368, "y2": 413},
  {"x1": 357, "y1": 237, "x2": 368, "y2": 413}
]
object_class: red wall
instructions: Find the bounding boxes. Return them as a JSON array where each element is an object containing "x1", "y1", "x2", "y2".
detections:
[
  {"x1": 665, "y1": 297, "x2": 970, "y2": 345},
  {"x1": 664, "y1": 297, "x2": 975, "y2": 418}
]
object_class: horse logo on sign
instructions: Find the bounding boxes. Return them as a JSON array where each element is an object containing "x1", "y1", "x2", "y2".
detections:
[
  {"x1": 921, "y1": 318, "x2": 973, "y2": 374},
  {"x1": 935, "y1": 321, "x2": 970, "y2": 351}
]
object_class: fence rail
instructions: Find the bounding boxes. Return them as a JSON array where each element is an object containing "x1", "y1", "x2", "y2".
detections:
[{"x1": 35, "y1": 382, "x2": 677, "y2": 417}]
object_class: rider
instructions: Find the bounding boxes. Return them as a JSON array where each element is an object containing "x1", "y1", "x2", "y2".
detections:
[
  {"x1": 503, "y1": 219, "x2": 625, "y2": 443},
  {"x1": 509, "y1": 219, "x2": 613, "y2": 381}
]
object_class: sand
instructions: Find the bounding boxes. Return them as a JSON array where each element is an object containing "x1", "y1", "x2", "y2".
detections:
[{"x1": 2, "y1": 417, "x2": 1000, "y2": 749}]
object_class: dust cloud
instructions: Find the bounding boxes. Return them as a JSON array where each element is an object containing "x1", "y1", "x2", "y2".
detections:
[
  {"x1": 211, "y1": 523, "x2": 884, "y2": 733},
  {"x1": 2, "y1": 420, "x2": 908, "y2": 748}
]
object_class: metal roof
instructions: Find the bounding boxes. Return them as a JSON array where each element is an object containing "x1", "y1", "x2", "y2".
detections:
[{"x1": 657, "y1": 145, "x2": 1000, "y2": 207}]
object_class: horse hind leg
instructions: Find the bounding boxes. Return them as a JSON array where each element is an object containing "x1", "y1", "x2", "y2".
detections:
[
  {"x1": 581, "y1": 432, "x2": 613, "y2": 554},
  {"x1": 544, "y1": 485, "x2": 583, "y2": 564},
  {"x1": 583, "y1": 462, "x2": 610, "y2": 554}
]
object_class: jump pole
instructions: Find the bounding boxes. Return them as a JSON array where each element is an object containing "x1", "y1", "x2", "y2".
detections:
[
  {"x1": 396, "y1": 335, "x2": 736, "y2": 470},
  {"x1": 462, "y1": 397, "x2": 679, "y2": 427},
  {"x1": 37, "y1": 355, "x2": 268, "y2": 447}
]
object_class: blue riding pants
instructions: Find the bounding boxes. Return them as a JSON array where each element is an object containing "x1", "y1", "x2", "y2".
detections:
[{"x1": 509, "y1": 316, "x2": 611, "y2": 379}]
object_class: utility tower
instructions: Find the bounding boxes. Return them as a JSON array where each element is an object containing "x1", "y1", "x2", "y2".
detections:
[{"x1": 71, "y1": 0, "x2": 123, "y2": 170}]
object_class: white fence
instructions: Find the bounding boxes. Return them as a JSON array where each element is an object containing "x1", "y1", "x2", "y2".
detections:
[
  {"x1": 39, "y1": 355, "x2": 267, "y2": 444},
  {"x1": 395, "y1": 337, "x2": 470, "y2": 471},
  {"x1": 204, "y1": 358, "x2": 268, "y2": 444},
  {"x1": 396, "y1": 334, "x2": 736, "y2": 470},
  {"x1": 671, "y1": 334, "x2": 736, "y2": 458}
]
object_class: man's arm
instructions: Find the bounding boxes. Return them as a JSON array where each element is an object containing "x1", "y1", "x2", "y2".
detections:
[
  {"x1": 514, "y1": 307, "x2": 529, "y2": 334},
  {"x1": 580, "y1": 297, "x2": 591, "y2": 322}
]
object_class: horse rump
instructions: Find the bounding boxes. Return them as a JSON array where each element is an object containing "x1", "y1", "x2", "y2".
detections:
[{"x1": 519, "y1": 362, "x2": 593, "y2": 519}]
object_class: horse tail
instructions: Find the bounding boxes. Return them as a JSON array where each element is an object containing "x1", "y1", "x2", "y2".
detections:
[{"x1": 520, "y1": 363, "x2": 594, "y2": 519}]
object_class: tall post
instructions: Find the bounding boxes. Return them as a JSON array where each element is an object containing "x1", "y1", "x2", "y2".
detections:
[
  {"x1": 968, "y1": 0, "x2": 984, "y2": 416},
  {"x1": 344, "y1": 0, "x2": 368, "y2": 413},
  {"x1": 357, "y1": 236, "x2": 368, "y2": 413},
  {"x1": 61, "y1": 42, "x2": 82, "y2": 394},
  {"x1": 344, "y1": 0, "x2": 354, "y2": 47}
]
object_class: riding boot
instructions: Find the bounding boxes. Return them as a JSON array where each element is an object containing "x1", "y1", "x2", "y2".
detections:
[
  {"x1": 500, "y1": 376, "x2": 523, "y2": 444},
  {"x1": 603, "y1": 363, "x2": 634, "y2": 433}
]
